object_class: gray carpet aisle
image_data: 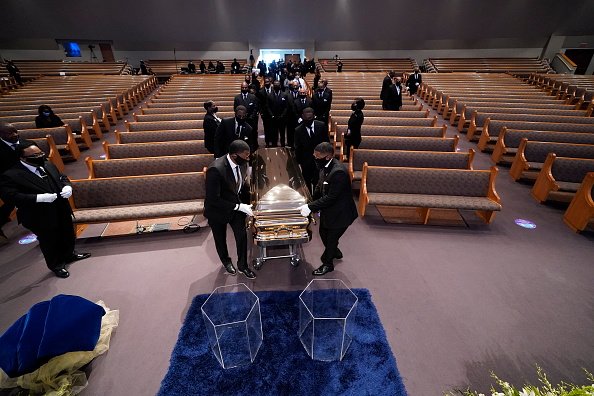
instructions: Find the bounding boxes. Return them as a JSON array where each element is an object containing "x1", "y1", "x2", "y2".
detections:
[{"x1": 0, "y1": 84, "x2": 593, "y2": 396}]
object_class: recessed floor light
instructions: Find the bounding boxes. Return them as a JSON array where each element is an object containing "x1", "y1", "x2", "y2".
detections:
[
  {"x1": 18, "y1": 234, "x2": 38, "y2": 245},
  {"x1": 514, "y1": 219, "x2": 536, "y2": 229}
]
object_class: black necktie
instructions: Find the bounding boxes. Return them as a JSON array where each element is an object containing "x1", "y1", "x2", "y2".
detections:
[
  {"x1": 243, "y1": 94, "x2": 247, "y2": 100},
  {"x1": 235, "y1": 166, "x2": 241, "y2": 192},
  {"x1": 11, "y1": 142, "x2": 18, "y2": 150},
  {"x1": 307, "y1": 127, "x2": 312, "y2": 137},
  {"x1": 37, "y1": 167, "x2": 47, "y2": 177},
  {"x1": 236, "y1": 125, "x2": 241, "y2": 136},
  {"x1": 302, "y1": 99, "x2": 305, "y2": 104}
]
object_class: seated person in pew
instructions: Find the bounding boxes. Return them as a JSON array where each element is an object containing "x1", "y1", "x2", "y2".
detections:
[
  {"x1": 0, "y1": 141, "x2": 91, "y2": 278},
  {"x1": 343, "y1": 98, "x2": 366, "y2": 161},
  {"x1": 35, "y1": 105, "x2": 64, "y2": 129},
  {"x1": 203, "y1": 100, "x2": 221, "y2": 155},
  {"x1": 187, "y1": 61, "x2": 196, "y2": 73},
  {"x1": 199, "y1": 60, "x2": 206, "y2": 74}
]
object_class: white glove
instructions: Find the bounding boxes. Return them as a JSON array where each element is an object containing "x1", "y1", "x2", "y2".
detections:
[
  {"x1": 36, "y1": 193, "x2": 58, "y2": 203},
  {"x1": 237, "y1": 203, "x2": 253, "y2": 217},
  {"x1": 415, "y1": 82, "x2": 420, "y2": 86},
  {"x1": 60, "y1": 185, "x2": 73, "y2": 199},
  {"x1": 299, "y1": 204, "x2": 311, "y2": 217}
]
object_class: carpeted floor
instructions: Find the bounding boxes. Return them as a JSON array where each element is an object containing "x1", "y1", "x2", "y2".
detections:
[
  {"x1": 1, "y1": 82, "x2": 593, "y2": 395},
  {"x1": 159, "y1": 289, "x2": 406, "y2": 396}
]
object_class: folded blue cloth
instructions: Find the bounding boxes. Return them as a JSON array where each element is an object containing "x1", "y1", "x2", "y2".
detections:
[{"x1": 0, "y1": 295, "x2": 105, "y2": 378}]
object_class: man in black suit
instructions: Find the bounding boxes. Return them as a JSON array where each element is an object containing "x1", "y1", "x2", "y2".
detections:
[
  {"x1": 293, "y1": 108, "x2": 329, "y2": 193},
  {"x1": 258, "y1": 77, "x2": 274, "y2": 146},
  {"x1": 214, "y1": 105, "x2": 257, "y2": 158},
  {"x1": 293, "y1": 88, "x2": 313, "y2": 124},
  {"x1": 0, "y1": 141, "x2": 91, "y2": 278},
  {"x1": 385, "y1": 77, "x2": 403, "y2": 111},
  {"x1": 380, "y1": 70, "x2": 396, "y2": 109},
  {"x1": 299, "y1": 142, "x2": 358, "y2": 276},
  {"x1": 269, "y1": 80, "x2": 289, "y2": 147},
  {"x1": 203, "y1": 100, "x2": 221, "y2": 155},
  {"x1": 285, "y1": 80, "x2": 301, "y2": 148},
  {"x1": 203, "y1": 140, "x2": 256, "y2": 279},
  {"x1": 230, "y1": 58, "x2": 241, "y2": 74},
  {"x1": 407, "y1": 68, "x2": 422, "y2": 95},
  {"x1": 234, "y1": 82, "x2": 260, "y2": 137},
  {"x1": 0, "y1": 122, "x2": 34, "y2": 244},
  {"x1": 187, "y1": 61, "x2": 196, "y2": 74},
  {"x1": 312, "y1": 79, "x2": 332, "y2": 126}
]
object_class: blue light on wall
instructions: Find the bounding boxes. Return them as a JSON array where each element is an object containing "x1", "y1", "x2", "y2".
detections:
[{"x1": 64, "y1": 42, "x2": 82, "y2": 57}]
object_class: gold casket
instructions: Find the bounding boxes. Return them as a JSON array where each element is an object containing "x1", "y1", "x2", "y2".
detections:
[{"x1": 250, "y1": 148, "x2": 312, "y2": 268}]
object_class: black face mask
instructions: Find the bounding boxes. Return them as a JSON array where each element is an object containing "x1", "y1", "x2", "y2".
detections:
[
  {"x1": 304, "y1": 119, "x2": 314, "y2": 127},
  {"x1": 351, "y1": 103, "x2": 358, "y2": 111},
  {"x1": 396, "y1": 82, "x2": 401, "y2": 86},
  {"x1": 236, "y1": 117, "x2": 245, "y2": 125},
  {"x1": 298, "y1": 94, "x2": 306, "y2": 99},
  {"x1": 241, "y1": 89, "x2": 248, "y2": 94},
  {"x1": 234, "y1": 155, "x2": 248, "y2": 166},
  {"x1": 264, "y1": 83, "x2": 271, "y2": 88},
  {"x1": 314, "y1": 157, "x2": 329, "y2": 169},
  {"x1": 273, "y1": 86, "x2": 281, "y2": 92},
  {"x1": 24, "y1": 154, "x2": 46, "y2": 167},
  {"x1": 211, "y1": 106, "x2": 219, "y2": 113}
]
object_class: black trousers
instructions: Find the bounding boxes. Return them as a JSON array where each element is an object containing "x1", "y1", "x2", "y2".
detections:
[
  {"x1": 343, "y1": 136, "x2": 361, "y2": 160},
  {"x1": 0, "y1": 201, "x2": 15, "y2": 228},
  {"x1": 262, "y1": 117, "x2": 274, "y2": 146},
  {"x1": 209, "y1": 212, "x2": 248, "y2": 270},
  {"x1": 286, "y1": 118, "x2": 298, "y2": 148},
  {"x1": 247, "y1": 116, "x2": 258, "y2": 136},
  {"x1": 27, "y1": 214, "x2": 75, "y2": 271},
  {"x1": 319, "y1": 226, "x2": 348, "y2": 268},
  {"x1": 271, "y1": 117, "x2": 287, "y2": 146}
]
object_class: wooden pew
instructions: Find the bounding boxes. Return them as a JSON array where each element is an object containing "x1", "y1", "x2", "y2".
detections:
[
  {"x1": 348, "y1": 148, "x2": 474, "y2": 184},
  {"x1": 531, "y1": 154, "x2": 594, "y2": 203},
  {"x1": 510, "y1": 139, "x2": 594, "y2": 181},
  {"x1": 492, "y1": 128, "x2": 594, "y2": 164},
  {"x1": 85, "y1": 154, "x2": 213, "y2": 178},
  {"x1": 69, "y1": 172, "x2": 206, "y2": 234},
  {"x1": 115, "y1": 129, "x2": 205, "y2": 144},
  {"x1": 358, "y1": 165, "x2": 501, "y2": 223},
  {"x1": 103, "y1": 140, "x2": 210, "y2": 159},
  {"x1": 563, "y1": 172, "x2": 594, "y2": 232}
]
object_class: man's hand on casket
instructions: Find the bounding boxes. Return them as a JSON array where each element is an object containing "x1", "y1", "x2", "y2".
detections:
[
  {"x1": 237, "y1": 203, "x2": 254, "y2": 216},
  {"x1": 299, "y1": 204, "x2": 311, "y2": 217}
]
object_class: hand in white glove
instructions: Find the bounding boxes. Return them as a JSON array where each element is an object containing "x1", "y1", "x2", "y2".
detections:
[
  {"x1": 60, "y1": 185, "x2": 73, "y2": 199},
  {"x1": 36, "y1": 193, "x2": 58, "y2": 203},
  {"x1": 415, "y1": 82, "x2": 420, "y2": 86},
  {"x1": 237, "y1": 203, "x2": 253, "y2": 217},
  {"x1": 299, "y1": 204, "x2": 311, "y2": 217}
]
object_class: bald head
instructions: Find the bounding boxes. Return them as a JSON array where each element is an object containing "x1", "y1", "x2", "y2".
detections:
[{"x1": 0, "y1": 122, "x2": 19, "y2": 143}]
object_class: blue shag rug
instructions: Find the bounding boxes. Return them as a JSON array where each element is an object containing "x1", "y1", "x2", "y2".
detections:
[{"x1": 158, "y1": 289, "x2": 407, "y2": 396}]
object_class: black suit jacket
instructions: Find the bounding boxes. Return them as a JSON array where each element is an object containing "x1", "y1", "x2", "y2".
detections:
[
  {"x1": 380, "y1": 75, "x2": 392, "y2": 100},
  {"x1": 385, "y1": 84, "x2": 403, "y2": 110},
  {"x1": 407, "y1": 73, "x2": 422, "y2": 93},
  {"x1": 309, "y1": 159, "x2": 358, "y2": 229},
  {"x1": 203, "y1": 156, "x2": 250, "y2": 224},
  {"x1": 293, "y1": 97, "x2": 313, "y2": 120},
  {"x1": 214, "y1": 117, "x2": 256, "y2": 158},
  {"x1": 346, "y1": 110, "x2": 365, "y2": 143},
  {"x1": 312, "y1": 89, "x2": 332, "y2": 120},
  {"x1": 286, "y1": 90, "x2": 301, "y2": 120},
  {"x1": 0, "y1": 139, "x2": 33, "y2": 174},
  {"x1": 0, "y1": 161, "x2": 72, "y2": 231},
  {"x1": 293, "y1": 120, "x2": 329, "y2": 174},
  {"x1": 269, "y1": 91, "x2": 289, "y2": 119},
  {"x1": 203, "y1": 113, "x2": 220, "y2": 154},
  {"x1": 257, "y1": 87, "x2": 273, "y2": 119},
  {"x1": 233, "y1": 93, "x2": 260, "y2": 120}
]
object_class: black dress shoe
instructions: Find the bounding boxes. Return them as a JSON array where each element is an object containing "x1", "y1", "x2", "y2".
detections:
[
  {"x1": 238, "y1": 268, "x2": 256, "y2": 279},
  {"x1": 53, "y1": 267, "x2": 70, "y2": 278},
  {"x1": 312, "y1": 264, "x2": 334, "y2": 276},
  {"x1": 224, "y1": 263, "x2": 237, "y2": 275},
  {"x1": 66, "y1": 252, "x2": 91, "y2": 263},
  {"x1": 335, "y1": 249, "x2": 343, "y2": 260}
]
